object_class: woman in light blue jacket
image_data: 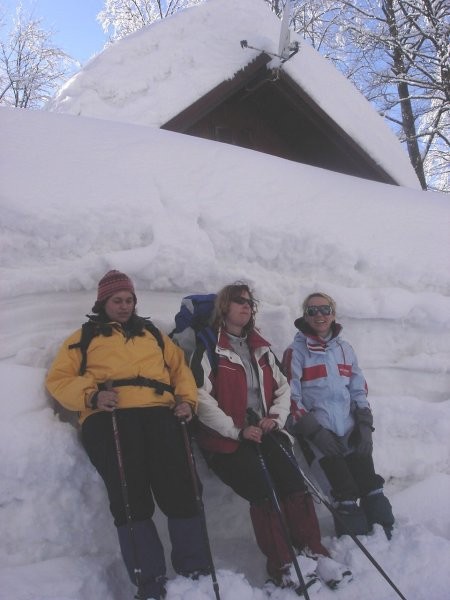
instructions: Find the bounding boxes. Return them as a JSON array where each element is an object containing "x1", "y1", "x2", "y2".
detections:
[{"x1": 283, "y1": 292, "x2": 394, "y2": 539}]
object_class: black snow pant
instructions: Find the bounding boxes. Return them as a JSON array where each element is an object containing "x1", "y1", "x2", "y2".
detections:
[
  {"x1": 81, "y1": 406, "x2": 199, "y2": 524},
  {"x1": 319, "y1": 453, "x2": 385, "y2": 502},
  {"x1": 206, "y1": 431, "x2": 307, "y2": 503},
  {"x1": 82, "y1": 407, "x2": 210, "y2": 589}
]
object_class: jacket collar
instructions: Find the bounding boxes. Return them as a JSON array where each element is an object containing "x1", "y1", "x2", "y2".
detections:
[
  {"x1": 218, "y1": 327, "x2": 270, "y2": 351},
  {"x1": 294, "y1": 316, "x2": 342, "y2": 352}
]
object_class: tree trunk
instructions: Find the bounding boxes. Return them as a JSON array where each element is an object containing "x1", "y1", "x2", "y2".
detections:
[
  {"x1": 382, "y1": 0, "x2": 427, "y2": 189},
  {"x1": 397, "y1": 80, "x2": 427, "y2": 189}
]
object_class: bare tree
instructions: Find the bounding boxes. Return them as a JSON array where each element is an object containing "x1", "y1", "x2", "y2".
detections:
[
  {"x1": 97, "y1": 0, "x2": 204, "y2": 42},
  {"x1": 0, "y1": 4, "x2": 73, "y2": 109},
  {"x1": 264, "y1": 0, "x2": 345, "y2": 54},
  {"x1": 338, "y1": 0, "x2": 449, "y2": 191},
  {"x1": 304, "y1": 0, "x2": 449, "y2": 191},
  {"x1": 266, "y1": 0, "x2": 449, "y2": 192}
]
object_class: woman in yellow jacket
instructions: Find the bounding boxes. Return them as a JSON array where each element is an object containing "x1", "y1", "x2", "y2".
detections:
[{"x1": 46, "y1": 270, "x2": 209, "y2": 600}]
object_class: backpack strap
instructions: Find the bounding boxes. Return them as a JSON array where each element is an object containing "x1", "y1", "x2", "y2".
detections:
[
  {"x1": 196, "y1": 326, "x2": 218, "y2": 374},
  {"x1": 143, "y1": 319, "x2": 165, "y2": 353},
  {"x1": 68, "y1": 318, "x2": 165, "y2": 376},
  {"x1": 68, "y1": 321, "x2": 100, "y2": 376}
]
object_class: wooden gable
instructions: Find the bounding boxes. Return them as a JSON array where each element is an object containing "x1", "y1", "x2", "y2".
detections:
[{"x1": 162, "y1": 54, "x2": 397, "y2": 185}]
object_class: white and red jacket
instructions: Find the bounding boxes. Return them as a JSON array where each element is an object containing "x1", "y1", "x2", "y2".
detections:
[
  {"x1": 283, "y1": 319, "x2": 369, "y2": 437},
  {"x1": 192, "y1": 328, "x2": 291, "y2": 454}
]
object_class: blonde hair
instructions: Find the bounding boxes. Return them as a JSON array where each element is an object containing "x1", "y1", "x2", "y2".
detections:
[
  {"x1": 212, "y1": 282, "x2": 258, "y2": 333},
  {"x1": 302, "y1": 292, "x2": 336, "y2": 316}
]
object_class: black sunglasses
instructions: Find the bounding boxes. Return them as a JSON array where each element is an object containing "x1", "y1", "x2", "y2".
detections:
[
  {"x1": 232, "y1": 296, "x2": 254, "y2": 308},
  {"x1": 306, "y1": 305, "x2": 333, "y2": 316}
]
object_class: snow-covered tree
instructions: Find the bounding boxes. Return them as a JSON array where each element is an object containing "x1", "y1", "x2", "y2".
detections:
[
  {"x1": 97, "y1": 0, "x2": 204, "y2": 42},
  {"x1": 265, "y1": 0, "x2": 449, "y2": 192},
  {"x1": 334, "y1": 0, "x2": 448, "y2": 191},
  {"x1": 0, "y1": 4, "x2": 72, "y2": 109},
  {"x1": 264, "y1": 0, "x2": 344, "y2": 53}
]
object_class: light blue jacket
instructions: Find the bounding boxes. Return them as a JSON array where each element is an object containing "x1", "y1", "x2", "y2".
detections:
[{"x1": 284, "y1": 321, "x2": 369, "y2": 437}]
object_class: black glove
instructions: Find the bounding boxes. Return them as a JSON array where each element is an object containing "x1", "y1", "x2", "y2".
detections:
[
  {"x1": 295, "y1": 412, "x2": 345, "y2": 457},
  {"x1": 354, "y1": 407, "x2": 374, "y2": 455}
]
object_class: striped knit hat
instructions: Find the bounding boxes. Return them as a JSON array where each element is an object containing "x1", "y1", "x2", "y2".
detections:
[{"x1": 96, "y1": 270, "x2": 136, "y2": 303}]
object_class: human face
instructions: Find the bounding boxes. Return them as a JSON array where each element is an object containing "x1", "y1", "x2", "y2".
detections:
[
  {"x1": 224, "y1": 291, "x2": 253, "y2": 336},
  {"x1": 304, "y1": 296, "x2": 334, "y2": 338},
  {"x1": 104, "y1": 291, "x2": 135, "y2": 323}
]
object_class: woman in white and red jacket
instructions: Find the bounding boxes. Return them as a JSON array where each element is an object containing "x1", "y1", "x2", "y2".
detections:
[{"x1": 190, "y1": 282, "x2": 330, "y2": 589}]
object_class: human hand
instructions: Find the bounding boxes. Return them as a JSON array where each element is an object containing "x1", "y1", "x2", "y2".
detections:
[
  {"x1": 355, "y1": 425, "x2": 373, "y2": 455},
  {"x1": 241, "y1": 425, "x2": 263, "y2": 443},
  {"x1": 174, "y1": 400, "x2": 193, "y2": 422},
  {"x1": 95, "y1": 389, "x2": 119, "y2": 412},
  {"x1": 354, "y1": 408, "x2": 374, "y2": 455},
  {"x1": 258, "y1": 417, "x2": 278, "y2": 433}
]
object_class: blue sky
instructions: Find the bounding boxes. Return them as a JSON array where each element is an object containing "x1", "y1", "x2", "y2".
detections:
[{"x1": 1, "y1": 0, "x2": 107, "y2": 64}]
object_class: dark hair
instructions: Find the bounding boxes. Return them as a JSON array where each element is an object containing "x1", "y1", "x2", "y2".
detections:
[
  {"x1": 89, "y1": 302, "x2": 144, "y2": 338},
  {"x1": 212, "y1": 281, "x2": 258, "y2": 334}
]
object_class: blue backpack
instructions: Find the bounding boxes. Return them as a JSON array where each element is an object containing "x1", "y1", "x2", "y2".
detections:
[{"x1": 170, "y1": 294, "x2": 218, "y2": 370}]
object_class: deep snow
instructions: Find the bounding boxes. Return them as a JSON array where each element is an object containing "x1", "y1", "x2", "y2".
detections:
[
  {"x1": 0, "y1": 1, "x2": 449, "y2": 597},
  {"x1": 1, "y1": 103, "x2": 449, "y2": 599}
]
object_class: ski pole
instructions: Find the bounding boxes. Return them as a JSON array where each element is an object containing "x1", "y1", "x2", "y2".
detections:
[
  {"x1": 261, "y1": 423, "x2": 408, "y2": 600},
  {"x1": 106, "y1": 381, "x2": 143, "y2": 595},
  {"x1": 178, "y1": 414, "x2": 221, "y2": 600},
  {"x1": 246, "y1": 410, "x2": 311, "y2": 599}
]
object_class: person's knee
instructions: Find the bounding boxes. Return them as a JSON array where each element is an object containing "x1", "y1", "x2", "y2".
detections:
[{"x1": 112, "y1": 502, "x2": 154, "y2": 527}]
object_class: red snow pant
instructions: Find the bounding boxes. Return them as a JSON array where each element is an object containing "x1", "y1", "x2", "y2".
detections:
[{"x1": 205, "y1": 432, "x2": 328, "y2": 574}]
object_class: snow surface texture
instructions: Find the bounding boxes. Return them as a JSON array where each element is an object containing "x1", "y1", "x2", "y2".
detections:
[
  {"x1": 1, "y1": 73, "x2": 450, "y2": 600},
  {"x1": 47, "y1": 0, "x2": 419, "y2": 190}
]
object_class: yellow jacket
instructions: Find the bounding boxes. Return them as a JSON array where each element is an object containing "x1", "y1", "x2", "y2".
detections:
[{"x1": 46, "y1": 322, "x2": 197, "y2": 424}]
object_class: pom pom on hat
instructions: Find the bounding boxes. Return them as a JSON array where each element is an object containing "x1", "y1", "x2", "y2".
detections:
[{"x1": 96, "y1": 270, "x2": 136, "y2": 303}]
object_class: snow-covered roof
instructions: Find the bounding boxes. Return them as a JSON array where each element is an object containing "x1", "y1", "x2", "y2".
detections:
[{"x1": 48, "y1": 0, "x2": 419, "y2": 189}]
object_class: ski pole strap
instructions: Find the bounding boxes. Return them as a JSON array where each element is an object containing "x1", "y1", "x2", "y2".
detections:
[{"x1": 98, "y1": 376, "x2": 174, "y2": 396}]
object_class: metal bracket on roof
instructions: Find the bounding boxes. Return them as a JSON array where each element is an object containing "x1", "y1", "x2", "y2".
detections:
[
  {"x1": 240, "y1": 0, "x2": 298, "y2": 66},
  {"x1": 240, "y1": 39, "x2": 299, "y2": 64}
]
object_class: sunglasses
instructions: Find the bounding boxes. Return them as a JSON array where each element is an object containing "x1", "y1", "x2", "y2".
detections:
[
  {"x1": 232, "y1": 296, "x2": 254, "y2": 308},
  {"x1": 306, "y1": 305, "x2": 333, "y2": 316}
]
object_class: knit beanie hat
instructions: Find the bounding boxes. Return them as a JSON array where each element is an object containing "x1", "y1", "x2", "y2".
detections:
[{"x1": 96, "y1": 270, "x2": 136, "y2": 303}]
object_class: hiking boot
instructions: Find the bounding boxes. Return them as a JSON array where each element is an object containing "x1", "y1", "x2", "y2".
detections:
[
  {"x1": 178, "y1": 568, "x2": 211, "y2": 580},
  {"x1": 134, "y1": 592, "x2": 166, "y2": 600},
  {"x1": 333, "y1": 501, "x2": 370, "y2": 537},
  {"x1": 134, "y1": 575, "x2": 167, "y2": 600},
  {"x1": 266, "y1": 559, "x2": 322, "y2": 595},
  {"x1": 361, "y1": 492, "x2": 395, "y2": 539},
  {"x1": 315, "y1": 556, "x2": 353, "y2": 590}
]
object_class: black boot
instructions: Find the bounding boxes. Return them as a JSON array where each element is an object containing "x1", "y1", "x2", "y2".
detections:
[
  {"x1": 361, "y1": 492, "x2": 395, "y2": 539},
  {"x1": 134, "y1": 577, "x2": 166, "y2": 600}
]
